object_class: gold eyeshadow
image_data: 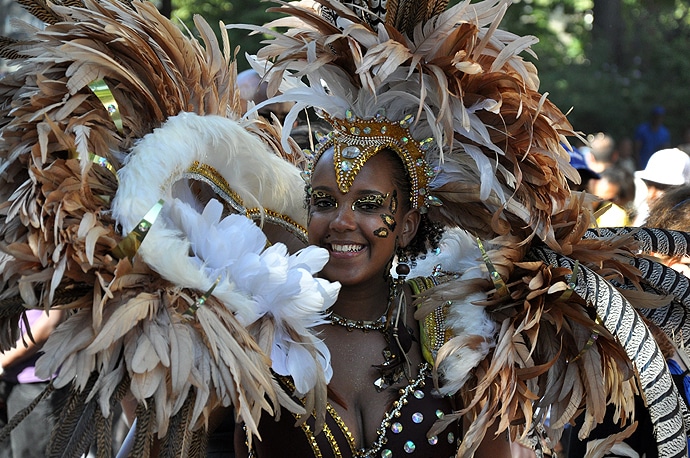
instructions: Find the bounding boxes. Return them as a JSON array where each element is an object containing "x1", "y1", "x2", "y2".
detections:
[{"x1": 351, "y1": 193, "x2": 388, "y2": 210}]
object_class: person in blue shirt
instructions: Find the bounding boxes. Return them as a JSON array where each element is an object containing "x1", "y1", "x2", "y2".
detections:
[{"x1": 634, "y1": 105, "x2": 671, "y2": 169}]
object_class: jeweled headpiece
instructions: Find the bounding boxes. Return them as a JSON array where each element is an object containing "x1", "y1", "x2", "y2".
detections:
[{"x1": 312, "y1": 110, "x2": 438, "y2": 212}]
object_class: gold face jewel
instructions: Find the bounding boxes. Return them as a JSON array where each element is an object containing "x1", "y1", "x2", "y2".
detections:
[
  {"x1": 390, "y1": 189, "x2": 398, "y2": 214},
  {"x1": 380, "y1": 213, "x2": 396, "y2": 231},
  {"x1": 374, "y1": 227, "x2": 389, "y2": 238}
]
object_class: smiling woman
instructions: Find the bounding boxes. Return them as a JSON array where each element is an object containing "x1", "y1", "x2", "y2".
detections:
[
  {"x1": 228, "y1": 0, "x2": 690, "y2": 453},
  {"x1": 308, "y1": 150, "x2": 421, "y2": 288},
  {"x1": 235, "y1": 125, "x2": 510, "y2": 458}
]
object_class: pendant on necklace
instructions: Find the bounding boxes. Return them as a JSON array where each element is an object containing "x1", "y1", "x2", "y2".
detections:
[{"x1": 373, "y1": 347, "x2": 405, "y2": 391}]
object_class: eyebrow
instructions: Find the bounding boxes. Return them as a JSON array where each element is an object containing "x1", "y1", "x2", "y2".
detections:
[
  {"x1": 310, "y1": 187, "x2": 390, "y2": 196},
  {"x1": 353, "y1": 190, "x2": 388, "y2": 196},
  {"x1": 311, "y1": 185, "x2": 336, "y2": 193}
]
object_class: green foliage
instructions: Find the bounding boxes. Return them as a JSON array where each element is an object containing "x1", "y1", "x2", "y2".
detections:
[
  {"x1": 171, "y1": 0, "x2": 279, "y2": 70},
  {"x1": 501, "y1": 0, "x2": 690, "y2": 146}
]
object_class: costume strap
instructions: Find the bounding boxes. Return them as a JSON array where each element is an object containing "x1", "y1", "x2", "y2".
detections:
[{"x1": 408, "y1": 276, "x2": 453, "y2": 366}]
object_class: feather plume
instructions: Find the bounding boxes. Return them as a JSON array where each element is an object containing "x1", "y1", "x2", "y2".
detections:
[
  {"x1": 4, "y1": 0, "x2": 690, "y2": 456},
  {"x1": 404, "y1": 224, "x2": 687, "y2": 456},
  {"x1": 244, "y1": 0, "x2": 577, "y2": 250}
]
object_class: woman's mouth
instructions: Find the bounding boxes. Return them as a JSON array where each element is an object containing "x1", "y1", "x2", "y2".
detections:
[{"x1": 330, "y1": 243, "x2": 364, "y2": 253}]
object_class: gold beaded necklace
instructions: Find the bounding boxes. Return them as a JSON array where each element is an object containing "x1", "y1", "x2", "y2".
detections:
[{"x1": 328, "y1": 311, "x2": 388, "y2": 331}]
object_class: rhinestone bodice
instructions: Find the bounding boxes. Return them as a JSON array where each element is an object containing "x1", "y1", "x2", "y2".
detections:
[{"x1": 248, "y1": 364, "x2": 461, "y2": 457}]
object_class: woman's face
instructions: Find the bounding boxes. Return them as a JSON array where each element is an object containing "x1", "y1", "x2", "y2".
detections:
[{"x1": 308, "y1": 149, "x2": 420, "y2": 286}]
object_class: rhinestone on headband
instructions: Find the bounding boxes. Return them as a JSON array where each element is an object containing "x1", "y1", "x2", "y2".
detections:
[{"x1": 313, "y1": 110, "x2": 439, "y2": 211}]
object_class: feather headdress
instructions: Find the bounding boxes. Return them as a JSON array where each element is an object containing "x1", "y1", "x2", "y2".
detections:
[
  {"x1": 0, "y1": 0, "x2": 339, "y2": 455},
  {"x1": 237, "y1": 0, "x2": 690, "y2": 456},
  {"x1": 236, "y1": 0, "x2": 578, "y2": 248}
]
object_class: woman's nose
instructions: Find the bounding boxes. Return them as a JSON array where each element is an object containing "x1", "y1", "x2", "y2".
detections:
[{"x1": 329, "y1": 205, "x2": 357, "y2": 231}]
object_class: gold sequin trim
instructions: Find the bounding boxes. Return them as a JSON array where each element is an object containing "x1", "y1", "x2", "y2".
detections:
[
  {"x1": 186, "y1": 161, "x2": 308, "y2": 243},
  {"x1": 408, "y1": 277, "x2": 453, "y2": 364},
  {"x1": 321, "y1": 421, "x2": 343, "y2": 457},
  {"x1": 326, "y1": 403, "x2": 357, "y2": 455},
  {"x1": 296, "y1": 416, "x2": 323, "y2": 458},
  {"x1": 187, "y1": 161, "x2": 245, "y2": 208},
  {"x1": 278, "y1": 379, "x2": 334, "y2": 457}
]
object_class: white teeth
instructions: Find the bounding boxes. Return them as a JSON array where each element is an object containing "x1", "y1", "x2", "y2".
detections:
[{"x1": 331, "y1": 244, "x2": 363, "y2": 253}]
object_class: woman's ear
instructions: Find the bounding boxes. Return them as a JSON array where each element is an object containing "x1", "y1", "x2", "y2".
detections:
[{"x1": 400, "y1": 208, "x2": 421, "y2": 247}]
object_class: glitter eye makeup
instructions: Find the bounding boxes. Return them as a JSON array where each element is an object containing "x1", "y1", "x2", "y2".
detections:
[
  {"x1": 311, "y1": 190, "x2": 337, "y2": 207},
  {"x1": 380, "y1": 213, "x2": 397, "y2": 231},
  {"x1": 351, "y1": 193, "x2": 388, "y2": 211},
  {"x1": 312, "y1": 190, "x2": 334, "y2": 200},
  {"x1": 390, "y1": 189, "x2": 398, "y2": 214}
]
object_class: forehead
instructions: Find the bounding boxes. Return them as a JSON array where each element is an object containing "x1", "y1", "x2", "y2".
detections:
[{"x1": 312, "y1": 149, "x2": 398, "y2": 191}]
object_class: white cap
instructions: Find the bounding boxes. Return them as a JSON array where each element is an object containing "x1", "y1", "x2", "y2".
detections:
[{"x1": 635, "y1": 148, "x2": 690, "y2": 186}]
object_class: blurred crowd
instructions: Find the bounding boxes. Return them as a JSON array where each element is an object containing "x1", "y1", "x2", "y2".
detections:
[{"x1": 567, "y1": 106, "x2": 690, "y2": 235}]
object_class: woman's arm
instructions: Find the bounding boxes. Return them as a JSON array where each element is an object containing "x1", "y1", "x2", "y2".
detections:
[{"x1": 0, "y1": 310, "x2": 64, "y2": 371}]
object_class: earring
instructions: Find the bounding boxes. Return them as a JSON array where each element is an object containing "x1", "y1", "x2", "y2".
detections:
[
  {"x1": 392, "y1": 245, "x2": 413, "y2": 379},
  {"x1": 395, "y1": 245, "x2": 411, "y2": 281}
]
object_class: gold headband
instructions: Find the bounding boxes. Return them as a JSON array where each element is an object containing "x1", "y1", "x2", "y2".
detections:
[{"x1": 311, "y1": 110, "x2": 439, "y2": 212}]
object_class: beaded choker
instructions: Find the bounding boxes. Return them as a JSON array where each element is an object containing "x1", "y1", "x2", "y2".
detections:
[
  {"x1": 327, "y1": 285, "x2": 394, "y2": 332},
  {"x1": 328, "y1": 311, "x2": 388, "y2": 331},
  {"x1": 326, "y1": 279, "x2": 414, "y2": 391}
]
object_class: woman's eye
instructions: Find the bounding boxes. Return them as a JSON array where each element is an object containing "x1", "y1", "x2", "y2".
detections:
[
  {"x1": 354, "y1": 201, "x2": 380, "y2": 211},
  {"x1": 352, "y1": 194, "x2": 387, "y2": 211},
  {"x1": 311, "y1": 192, "x2": 337, "y2": 209},
  {"x1": 313, "y1": 198, "x2": 336, "y2": 208}
]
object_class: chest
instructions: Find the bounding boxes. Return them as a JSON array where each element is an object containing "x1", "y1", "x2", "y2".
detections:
[
  {"x1": 255, "y1": 362, "x2": 461, "y2": 458},
  {"x1": 323, "y1": 319, "x2": 427, "y2": 447}
]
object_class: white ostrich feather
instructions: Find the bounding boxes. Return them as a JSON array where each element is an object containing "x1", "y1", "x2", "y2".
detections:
[
  {"x1": 169, "y1": 196, "x2": 338, "y2": 393},
  {"x1": 410, "y1": 227, "x2": 485, "y2": 277},
  {"x1": 111, "y1": 112, "x2": 339, "y2": 397},
  {"x1": 111, "y1": 113, "x2": 308, "y2": 322},
  {"x1": 434, "y1": 288, "x2": 496, "y2": 396},
  {"x1": 113, "y1": 112, "x2": 306, "y2": 233}
]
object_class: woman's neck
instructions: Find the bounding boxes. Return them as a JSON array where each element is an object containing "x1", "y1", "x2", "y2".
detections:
[{"x1": 331, "y1": 277, "x2": 393, "y2": 322}]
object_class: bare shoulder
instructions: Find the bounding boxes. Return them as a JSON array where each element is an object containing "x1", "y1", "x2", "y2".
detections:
[{"x1": 469, "y1": 418, "x2": 513, "y2": 457}]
